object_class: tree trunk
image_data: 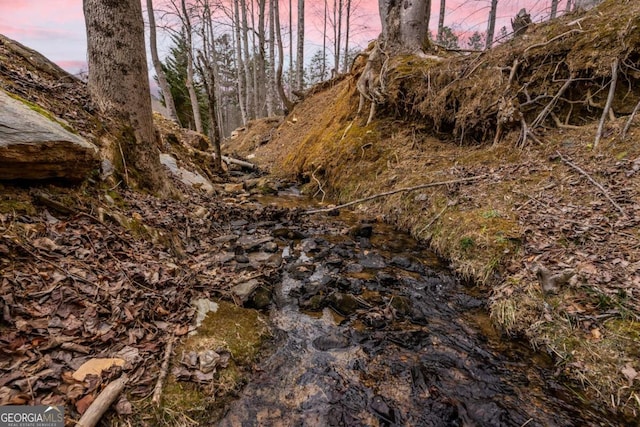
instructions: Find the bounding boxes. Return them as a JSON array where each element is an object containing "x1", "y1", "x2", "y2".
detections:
[
  {"x1": 274, "y1": 0, "x2": 294, "y2": 112},
  {"x1": 196, "y1": 52, "x2": 222, "y2": 171},
  {"x1": 250, "y1": 0, "x2": 261, "y2": 116},
  {"x1": 322, "y1": 0, "x2": 327, "y2": 79},
  {"x1": 289, "y1": 0, "x2": 294, "y2": 97},
  {"x1": 233, "y1": 0, "x2": 248, "y2": 124},
  {"x1": 257, "y1": 0, "x2": 267, "y2": 116},
  {"x1": 335, "y1": 0, "x2": 343, "y2": 72},
  {"x1": 296, "y1": 0, "x2": 305, "y2": 91},
  {"x1": 83, "y1": 0, "x2": 168, "y2": 193},
  {"x1": 485, "y1": 0, "x2": 498, "y2": 49},
  {"x1": 267, "y1": 0, "x2": 276, "y2": 115},
  {"x1": 146, "y1": 0, "x2": 181, "y2": 125},
  {"x1": 437, "y1": 0, "x2": 445, "y2": 42},
  {"x1": 342, "y1": 0, "x2": 351, "y2": 73},
  {"x1": 379, "y1": 0, "x2": 430, "y2": 53},
  {"x1": 240, "y1": 0, "x2": 254, "y2": 119},
  {"x1": 550, "y1": 0, "x2": 559, "y2": 19},
  {"x1": 181, "y1": 0, "x2": 203, "y2": 134}
]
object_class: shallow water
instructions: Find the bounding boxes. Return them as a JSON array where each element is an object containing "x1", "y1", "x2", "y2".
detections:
[{"x1": 217, "y1": 195, "x2": 620, "y2": 426}]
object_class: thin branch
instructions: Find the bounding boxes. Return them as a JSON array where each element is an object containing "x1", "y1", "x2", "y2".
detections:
[
  {"x1": 556, "y1": 151, "x2": 626, "y2": 217},
  {"x1": 532, "y1": 78, "x2": 573, "y2": 129},
  {"x1": 303, "y1": 175, "x2": 487, "y2": 215},
  {"x1": 152, "y1": 335, "x2": 175, "y2": 407},
  {"x1": 594, "y1": 59, "x2": 619, "y2": 149},
  {"x1": 622, "y1": 98, "x2": 640, "y2": 140},
  {"x1": 524, "y1": 29, "x2": 584, "y2": 54},
  {"x1": 77, "y1": 374, "x2": 128, "y2": 427}
]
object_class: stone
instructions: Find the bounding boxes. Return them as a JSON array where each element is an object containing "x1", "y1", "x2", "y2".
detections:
[
  {"x1": 232, "y1": 279, "x2": 260, "y2": 302},
  {"x1": 0, "y1": 89, "x2": 99, "y2": 180},
  {"x1": 224, "y1": 183, "x2": 245, "y2": 193},
  {"x1": 160, "y1": 154, "x2": 214, "y2": 193}
]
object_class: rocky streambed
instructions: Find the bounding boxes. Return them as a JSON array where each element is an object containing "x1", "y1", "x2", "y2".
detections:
[{"x1": 206, "y1": 190, "x2": 618, "y2": 426}]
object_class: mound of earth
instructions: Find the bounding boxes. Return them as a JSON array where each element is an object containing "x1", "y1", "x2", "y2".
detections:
[{"x1": 232, "y1": 0, "x2": 640, "y2": 417}]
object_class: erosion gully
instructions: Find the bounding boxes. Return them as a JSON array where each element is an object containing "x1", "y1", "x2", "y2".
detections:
[{"x1": 213, "y1": 185, "x2": 620, "y2": 427}]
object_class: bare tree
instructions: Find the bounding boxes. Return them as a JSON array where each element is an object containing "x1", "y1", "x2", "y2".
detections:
[
  {"x1": 83, "y1": 0, "x2": 168, "y2": 193},
  {"x1": 240, "y1": 0, "x2": 254, "y2": 119},
  {"x1": 437, "y1": 0, "x2": 446, "y2": 43},
  {"x1": 296, "y1": 0, "x2": 305, "y2": 90},
  {"x1": 550, "y1": 0, "x2": 559, "y2": 19},
  {"x1": 274, "y1": 0, "x2": 294, "y2": 112},
  {"x1": 485, "y1": 0, "x2": 498, "y2": 49},
  {"x1": 180, "y1": 0, "x2": 204, "y2": 133},
  {"x1": 233, "y1": 0, "x2": 248, "y2": 124},
  {"x1": 341, "y1": 0, "x2": 351, "y2": 73},
  {"x1": 322, "y1": 0, "x2": 328, "y2": 79},
  {"x1": 147, "y1": 0, "x2": 181, "y2": 125}
]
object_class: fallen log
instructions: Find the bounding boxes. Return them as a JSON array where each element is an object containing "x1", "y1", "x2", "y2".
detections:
[{"x1": 222, "y1": 155, "x2": 257, "y2": 170}]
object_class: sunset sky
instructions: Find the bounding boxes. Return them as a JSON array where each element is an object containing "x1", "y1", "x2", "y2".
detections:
[{"x1": 0, "y1": 0, "x2": 568, "y2": 75}]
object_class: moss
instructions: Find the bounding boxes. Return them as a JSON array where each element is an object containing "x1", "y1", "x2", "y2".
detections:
[
  {"x1": 0, "y1": 199, "x2": 36, "y2": 215},
  {"x1": 4, "y1": 91, "x2": 77, "y2": 134}
]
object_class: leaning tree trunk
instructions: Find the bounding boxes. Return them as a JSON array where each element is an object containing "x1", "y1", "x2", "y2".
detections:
[
  {"x1": 296, "y1": 0, "x2": 305, "y2": 91},
  {"x1": 357, "y1": 0, "x2": 432, "y2": 125},
  {"x1": 147, "y1": 0, "x2": 180, "y2": 125},
  {"x1": 550, "y1": 0, "x2": 559, "y2": 19},
  {"x1": 274, "y1": 0, "x2": 294, "y2": 112},
  {"x1": 437, "y1": 0, "x2": 446, "y2": 43},
  {"x1": 83, "y1": 0, "x2": 168, "y2": 193}
]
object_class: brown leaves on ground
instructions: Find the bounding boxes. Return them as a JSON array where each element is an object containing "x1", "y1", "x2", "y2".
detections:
[{"x1": 0, "y1": 176, "x2": 295, "y2": 422}]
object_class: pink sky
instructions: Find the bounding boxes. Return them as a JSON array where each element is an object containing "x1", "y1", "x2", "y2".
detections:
[{"x1": 0, "y1": 0, "x2": 569, "y2": 75}]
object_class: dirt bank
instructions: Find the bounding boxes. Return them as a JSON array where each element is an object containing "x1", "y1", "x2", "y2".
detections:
[{"x1": 232, "y1": 0, "x2": 640, "y2": 417}]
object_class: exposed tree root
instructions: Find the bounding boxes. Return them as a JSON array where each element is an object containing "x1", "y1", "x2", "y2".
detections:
[{"x1": 594, "y1": 59, "x2": 619, "y2": 149}]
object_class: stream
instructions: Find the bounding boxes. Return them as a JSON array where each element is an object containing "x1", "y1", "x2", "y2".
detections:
[{"x1": 214, "y1": 188, "x2": 617, "y2": 426}]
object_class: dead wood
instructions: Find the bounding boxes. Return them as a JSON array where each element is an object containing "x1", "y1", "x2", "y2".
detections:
[
  {"x1": 303, "y1": 175, "x2": 487, "y2": 215},
  {"x1": 531, "y1": 78, "x2": 574, "y2": 129},
  {"x1": 222, "y1": 155, "x2": 258, "y2": 170},
  {"x1": 556, "y1": 151, "x2": 626, "y2": 217},
  {"x1": 77, "y1": 374, "x2": 128, "y2": 427},
  {"x1": 621, "y1": 96, "x2": 640, "y2": 140},
  {"x1": 152, "y1": 335, "x2": 175, "y2": 407},
  {"x1": 594, "y1": 59, "x2": 619, "y2": 149}
]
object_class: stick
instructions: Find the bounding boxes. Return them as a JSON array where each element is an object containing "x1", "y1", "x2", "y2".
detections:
[
  {"x1": 303, "y1": 175, "x2": 487, "y2": 215},
  {"x1": 622, "y1": 98, "x2": 640, "y2": 140},
  {"x1": 594, "y1": 59, "x2": 619, "y2": 149},
  {"x1": 531, "y1": 78, "x2": 573, "y2": 129},
  {"x1": 152, "y1": 336, "x2": 175, "y2": 407},
  {"x1": 221, "y1": 155, "x2": 257, "y2": 170},
  {"x1": 524, "y1": 29, "x2": 583, "y2": 54},
  {"x1": 77, "y1": 374, "x2": 128, "y2": 427},
  {"x1": 556, "y1": 151, "x2": 626, "y2": 217}
]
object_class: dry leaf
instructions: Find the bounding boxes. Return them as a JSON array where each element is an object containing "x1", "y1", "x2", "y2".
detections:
[
  {"x1": 76, "y1": 393, "x2": 95, "y2": 415},
  {"x1": 72, "y1": 358, "x2": 126, "y2": 382},
  {"x1": 621, "y1": 364, "x2": 638, "y2": 386}
]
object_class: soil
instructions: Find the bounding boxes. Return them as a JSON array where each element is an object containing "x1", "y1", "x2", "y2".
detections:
[{"x1": 231, "y1": 0, "x2": 640, "y2": 418}]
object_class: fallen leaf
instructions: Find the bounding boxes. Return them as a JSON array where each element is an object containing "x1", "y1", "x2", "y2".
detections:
[
  {"x1": 72, "y1": 358, "x2": 126, "y2": 382},
  {"x1": 76, "y1": 393, "x2": 94, "y2": 415},
  {"x1": 621, "y1": 364, "x2": 638, "y2": 386}
]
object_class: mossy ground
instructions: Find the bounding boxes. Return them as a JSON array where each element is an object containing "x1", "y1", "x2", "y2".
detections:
[{"x1": 138, "y1": 301, "x2": 271, "y2": 426}]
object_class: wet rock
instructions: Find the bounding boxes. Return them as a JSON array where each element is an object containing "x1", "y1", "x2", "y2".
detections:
[
  {"x1": 312, "y1": 332, "x2": 351, "y2": 351},
  {"x1": 224, "y1": 182, "x2": 245, "y2": 193},
  {"x1": 327, "y1": 292, "x2": 364, "y2": 316},
  {"x1": 237, "y1": 235, "x2": 274, "y2": 251},
  {"x1": 359, "y1": 253, "x2": 386, "y2": 269},
  {"x1": 249, "y1": 287, "x2": 272, "y2": 310},
  {"x1": 299, "y1": 294, "x2": 326, "y2": 311},
  {"x1": 363, "y1": 311, "x2": 387, "y2": 329},
  {"x1": 266, "y1": 253, "x2": 283, "y2": 268},
  {"x1": 161, "y1": 154, "x2": 214, "y2": 194},
  {"x1": 213, "y1": 234, "x2": 238, "y2": 244},
  {"x1": 349, "y1": 223, "x2": 373, "y2": 238},
  {"x1": 376, "y1": 271, "x2": 397, "y2": 286},
  {"x1": 345, "y1": 263, "x2": 364, "y2": 274},
  {"x1": 272, "y1": 227, "x2": 306, "y2": 240},
  {"x1": 299, "y1": 238, "x2": 319, "y2": 253},
  {"x1": 370, "y1": 395, "x2": 396, "y2": 424},
  {"x1": 230, "y1": 219, "x2": 249, "y2": 227},
  {"x1": 390, "y1": 296, "x2": 413, "y2": 318},
  {"x1": 232, "y1": 279, "x2": 260, "y2": 302},
  {"x1": 287, "y1": 263, "x2": 315, "y2": 280},
  {"x1": 391, "y1": 256, "x2": 425, "y2": 273},
  {"x1": 235, "y1": 254, "x2": 250, "y2": 264}
]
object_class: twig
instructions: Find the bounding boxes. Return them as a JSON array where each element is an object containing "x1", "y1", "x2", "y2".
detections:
[
  {"x1": 117, "y1": 141, "x2": 129, "y2": 187},
  {"x1": 594, "y1": 59, "x2": 619, "y2": 149},
  {"x1": 419, "y1": 204, "x2": 449, "y2": 234},
  {"x1": 556, "y1": 151, "x2": 626, "y2": 217},
  {"x1": 152, "y1": 335, "x2": 175, "y2": 407},
  {"x1": 303, "y1": 175, "x2": 487, "y2": 215},
  {"x1": 622, "y1": 98, "x2": 640, "y2": 140},
  {"x1": 77, "y1": 374, "x2": 128, "y2": 427},
  {"x1": 311, "y1": 166, "x2": 326, "y2": 203},
  {"x1": 532, "y1": 78, "x2": 573, "y2": 129},
  {"x1": 551, "y1": 112, "x2": 582, "y2": 130}
]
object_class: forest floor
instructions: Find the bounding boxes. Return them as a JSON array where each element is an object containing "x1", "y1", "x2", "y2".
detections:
[{"x1": 231, "y1": 2, "x2": 640, "y2": 416}]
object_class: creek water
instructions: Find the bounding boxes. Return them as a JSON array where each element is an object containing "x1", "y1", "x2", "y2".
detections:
[{"x1": 216, "y1": 191, "x2": 617, "y2": 426}]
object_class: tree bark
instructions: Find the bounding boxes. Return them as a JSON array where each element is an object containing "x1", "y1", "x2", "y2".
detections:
[
  {"x1": 257, "y1": 0, "x2": 267, "y2": 116},
  {"x1": 322, "y1": 0, "x2": 328, "y2": 79},
  {"x1": 83, "y1": 0, "x2": 168, "y2": 193},
  {"x1": 240, "y1": 0, "x2": 254, "y2": 119},
  {"x1": 147, "y1": 0, "x2": 181, "y2": 125},
  {"x1": 550, "y1": 0, "x2": 559, "y2": 19},
  {"x1": 267, "y1": 0, "x2": 276, "y2": 115},
  {"x1": 335, "y1": 0, "x2": 343, "y2": 72},
  {"x1": 379, "y1": 0, "x2": 430, "y2": 53},
  {"x1": 180, "y1": 0, "x2": 203, "y2": 133},
  {"x1": 233, "y1": 0, "x2": 248, "y2": 124},
  {"x1": 485, "y1": 0, "x2": 498, "y2": 49},
  {"x1": 274, "y1": 0, "x2": 295, "y2": 112},
  {"x1": 437, "y1": 0, "x2": 446, "y2": 42},
  {"x1": 342, "y1": 0, "x2": 351, "y2": 73},
  {"x1": 296, "y1": 0, "x2": 305, "y2": 91},
  {"x1": 196, "y1": 52, "x2": 222, "y2": 171}
]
